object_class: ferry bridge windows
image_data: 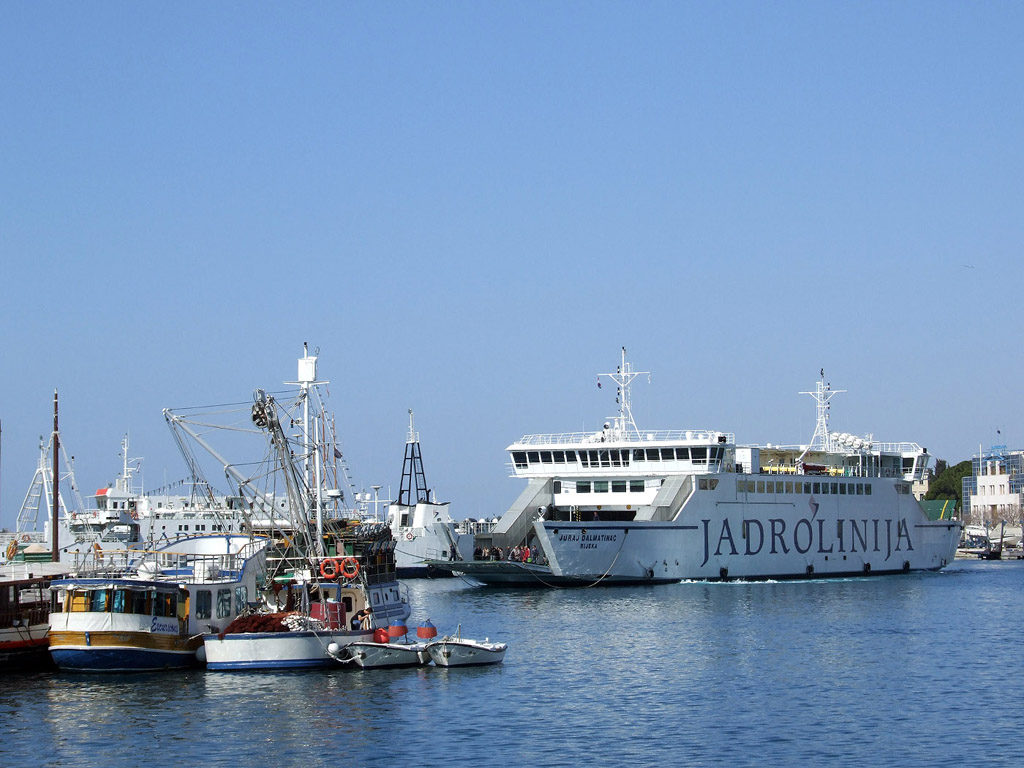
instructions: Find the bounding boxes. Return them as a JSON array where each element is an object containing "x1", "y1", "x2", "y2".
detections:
[
  {"x1": 195, "y1": 590, "x2": 212, "y2": 620},
  {"x1": 612, "y1": 481, "x2": 627, "y2": 493},
  {"x1": 540, "y1": 451, "x2": 553, "y2": 463},
  {"x1": 553, "y1": 451, "x2": 565, "y2": 463},
  {"x1": 527, "y1": 452, "x2": 540, "y2": 464}
]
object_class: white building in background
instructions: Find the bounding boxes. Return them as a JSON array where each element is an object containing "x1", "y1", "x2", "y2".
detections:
[{"x1": 962, "y1": 446, "x2": 1024, "y2": 528}]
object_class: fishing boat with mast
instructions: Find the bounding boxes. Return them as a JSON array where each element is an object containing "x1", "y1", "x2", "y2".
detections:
[
  {"x1": 198, "y1": 346, "x2": 411, "y2": 670},
  {"x1": 432, "y1": 349, "x2": 961, "y2": 585}
]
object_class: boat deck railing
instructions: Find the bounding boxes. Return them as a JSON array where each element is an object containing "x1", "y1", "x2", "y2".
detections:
[
  {"x1": 513, "y1": 429, "x2": 734, "y2": 447},
  {"x1": 67, "y1": 543, "x2": 262, "y2": 584}
]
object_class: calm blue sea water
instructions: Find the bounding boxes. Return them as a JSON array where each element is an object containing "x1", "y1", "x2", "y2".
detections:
[{"x1": 2, "y1": 559, "x2": 1021, "y2": 767}]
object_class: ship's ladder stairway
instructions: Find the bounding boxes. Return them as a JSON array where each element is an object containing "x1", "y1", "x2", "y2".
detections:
[
  {"x1": 488, "y1": 478, "x2": 552, "y2": 549},
  {"x1": 634, "y1": 475, "x2": 693, "y2": 521}
]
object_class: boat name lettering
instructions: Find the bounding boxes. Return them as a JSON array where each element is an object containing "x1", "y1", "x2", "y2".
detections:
[
  {"x1": 557, "y1": 532, "x2": 620, "y2": 550},
  {"x1": 151, "y1": 617, "x2": 178, "y2": 634},
  {"x1": 699, "y1": 517, "x2": 914, "y2": 568}
]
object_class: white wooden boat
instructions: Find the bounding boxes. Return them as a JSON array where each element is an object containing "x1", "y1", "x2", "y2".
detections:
[
  {"x1": 337, "y1": 639, "x2": 428, "y2": 668},
  {"x1": 426, "y1": 628, "x2": 506, "y2": 667}
]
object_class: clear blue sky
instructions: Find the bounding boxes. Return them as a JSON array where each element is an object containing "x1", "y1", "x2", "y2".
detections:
[{"x1": 2, "y1": 2, "x2": 1021, "y2": 529}]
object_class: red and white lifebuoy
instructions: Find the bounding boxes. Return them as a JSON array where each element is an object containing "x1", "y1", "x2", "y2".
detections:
[
  {"x1": 319, "y1": 558, "x2": 340, "y2": 581},
  {"x1": 340, "y1": 557, "x2": 360, "y2": 581},
  {"x1": 405, "y1": 532, "x2": 413, "y2": 541}
]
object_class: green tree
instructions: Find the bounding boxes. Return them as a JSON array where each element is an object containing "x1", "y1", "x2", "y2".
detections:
[{"x1": 925, "y1": 459, "x2": 973, "y2": 510}]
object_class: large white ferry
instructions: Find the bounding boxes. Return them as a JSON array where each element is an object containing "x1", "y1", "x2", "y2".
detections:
[{"x1": 435, "y1": 350, "x2": 961, "y2": 585}]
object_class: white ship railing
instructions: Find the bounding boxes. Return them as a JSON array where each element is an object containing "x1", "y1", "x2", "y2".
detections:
[{"x1": 513, "y1": 429, "x2": 735, "y2": 446}]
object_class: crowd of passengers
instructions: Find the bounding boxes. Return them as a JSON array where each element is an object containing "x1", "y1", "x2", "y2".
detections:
[{"x1": 473, "y1": 543, "x2": 547, "y2": 565}]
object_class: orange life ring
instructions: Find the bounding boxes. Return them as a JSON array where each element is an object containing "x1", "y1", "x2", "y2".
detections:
[
  {"x1": 21, "y1": 533, "x2": 31, "y2": 542},
  {"x1": 340, "y1": 557, "x2": 360, "y2": 580},
  {"x1": 319, "y1": 558, "x2": 339, "y2": 581}
]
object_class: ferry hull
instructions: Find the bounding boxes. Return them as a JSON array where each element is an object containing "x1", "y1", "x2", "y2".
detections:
[
  {"x1": 533, "y1": 480, "x2": 960, "y2": 583},
  {"x1": 439, "y1": 477, "x2": 961, "y2": 586}
]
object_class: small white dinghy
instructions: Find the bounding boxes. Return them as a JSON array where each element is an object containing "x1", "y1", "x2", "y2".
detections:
[
  {"x1": 425, "y1": 624, "x2": 507, "y2": 667},
  {"x1": 332, "y1": 623, "x2": 429, "y2": 669}
]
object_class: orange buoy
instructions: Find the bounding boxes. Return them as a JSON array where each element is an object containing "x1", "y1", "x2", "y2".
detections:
[{"x1": 416, "y1": 620, "x2": 438, "y2": 639}]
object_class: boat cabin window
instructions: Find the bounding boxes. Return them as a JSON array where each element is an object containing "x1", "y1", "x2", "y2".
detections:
[
  {"x1": 646, "y1": 449, "x2": 659, "y2": 461},
  {"x1": 217, "y1": 589, "x2": 232, "y2": 618},
  {"x1": 576, "y1": 481, "x2": 591, "y2": 493},
  {"x1": 90, "y1": 590, "x2": 109, "y2": 612},
  {"x1": 594, "y1": 481, "x2": 609, "y2": 493},
  {"x1": 540, "y1": 451, "x2": 553, "y2": 463},
  {"x1": 553, "y1": 451, "x2": 565, "y2": 462},
  {"x1": 692, "y1": 447, "x2": 707, "y2": 462},
  {"x1": 154, "y1": 592, "x2": 177, "y2": 617},
  {"x1": 553, "y1": 481, "x2": 562, "y2": 494},
  {"x1": 612, "y1": 481, "x2": 626, "y2": 493},
  {"x1": 527, "y1": 452, "x2": 540, "y2": 464},
  {"x1": 565, "y1": 450, "x2": 577, "y2": 463},
  {"x1": 813, "y1": 482, "x2": 821, "y2": 494},
  {"x1": 633, "y1": 449, "x2": 645, "y2": 462},
  {"x1": 865, "y1": 484, "x2": 872, "y2": 495},
  {"x1": 194, "y1": 589, "x2": 212, "y2": 619},
  {"x1": 630, "y1": 480, "x2": 645, "y2": 492},
  {"x1": 235, "y1": 586, "x2": 248, "y2": 613},
  {"x1": 132, "y1": 591, "x2": 150, "y2": 614}
]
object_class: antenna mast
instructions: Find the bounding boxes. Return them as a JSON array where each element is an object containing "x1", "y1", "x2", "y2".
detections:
[
  {"x1": 598, "y1": 347, "x2": 649, "y2": 438},
  {"x1": 799, "y1": 370, "x2": 845, "y2": 452}
]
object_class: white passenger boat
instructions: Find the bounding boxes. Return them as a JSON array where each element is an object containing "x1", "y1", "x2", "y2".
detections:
[
  {"x1": 425, "y1": 628, "x2": 507, "y2": 667},
  {"x1": 387, "y1": 411, "x2": 473, "y2": 577},
  {"x1": 433, "y1": 350, "x2": 961, "y2": 584},
  {"x1": 48, "y1": 533, "x2": 269, "y2": 672}
]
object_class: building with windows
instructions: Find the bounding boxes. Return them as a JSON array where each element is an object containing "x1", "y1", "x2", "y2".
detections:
[{"x1": 961, "y1": 446, "x2": 1024, "y2": 528}]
